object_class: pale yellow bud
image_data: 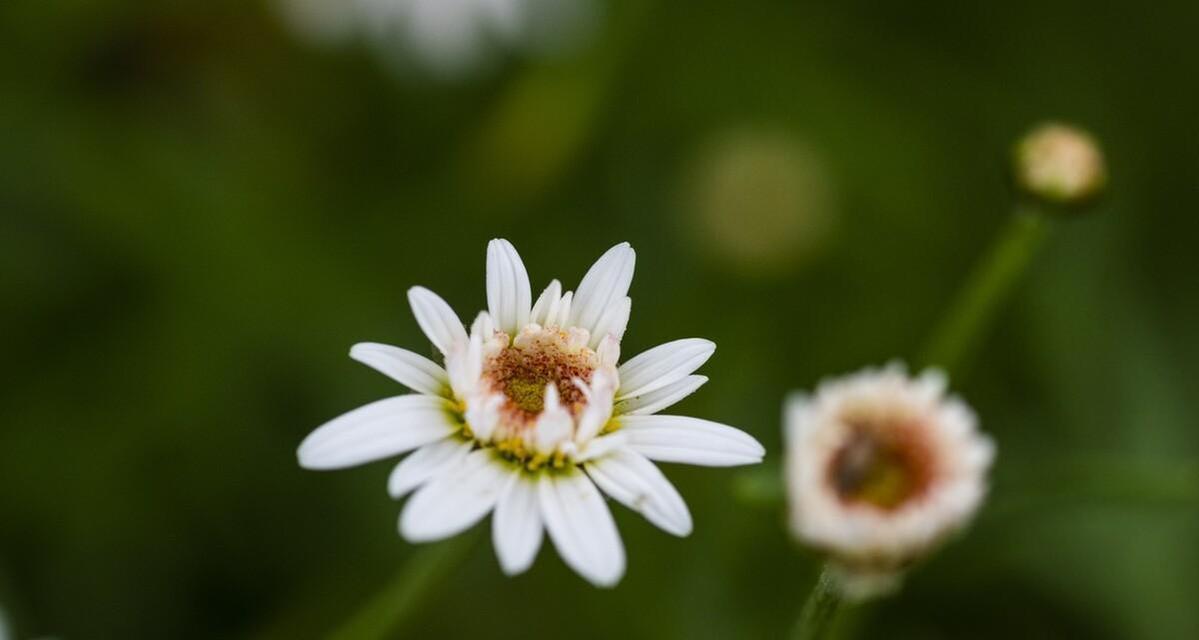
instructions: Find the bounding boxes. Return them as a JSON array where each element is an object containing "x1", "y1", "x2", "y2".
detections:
[{"x1": 1012, "y1": 122, "x2": 1107, "y2": 208}]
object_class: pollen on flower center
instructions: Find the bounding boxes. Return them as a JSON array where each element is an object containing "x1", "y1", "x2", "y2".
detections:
[
  {"x1": 484, "y1": 327, "x2": 598, "y2": 421},
  {"x1": 827, "y1": 417, "x2": 935, "y2": 511}
]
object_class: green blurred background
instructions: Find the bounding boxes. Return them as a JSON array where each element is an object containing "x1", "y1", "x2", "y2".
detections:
[{"x1": 3, "y1": 1, "x2": 1198, "y2": 638}]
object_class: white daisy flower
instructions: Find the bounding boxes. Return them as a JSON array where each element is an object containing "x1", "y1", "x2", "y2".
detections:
[
  {"x1": 299, "y1": 239, "x2": 764, "y2": 587},
  {"x1": 783, "y1": 364, "x2": 994, "y2": 599},
  {"x1": 278, "y1": 0, "x2": 599, "y2": 79}
]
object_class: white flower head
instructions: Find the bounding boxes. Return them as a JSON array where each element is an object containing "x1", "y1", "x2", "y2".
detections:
[
  {"x1": 278, "y1": 0, "x2": 600, "y2": 79},
  {"x1": 299, "y1": 239, "x2": 764, "y2": 587},
  {"x1": 784, "y1": 363, "x2": 994, "y2": 599}
]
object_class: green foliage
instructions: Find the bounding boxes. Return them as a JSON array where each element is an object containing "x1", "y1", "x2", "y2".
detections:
[{"x1": 2, "y1": 1, "x2": 1198, "y2": 638}]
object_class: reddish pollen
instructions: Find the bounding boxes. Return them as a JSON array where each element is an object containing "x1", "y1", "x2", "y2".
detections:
[{"x1": 483, "y1": 330, "x2": 597, "y2": 423}]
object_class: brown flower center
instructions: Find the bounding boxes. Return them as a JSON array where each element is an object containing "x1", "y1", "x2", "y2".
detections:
[
  {"x1": 483, "y1": 330, "x2": 596, "y2": 422},
  {"x1": 827, "y1": 417, "x2": 935, "y2": 511}
]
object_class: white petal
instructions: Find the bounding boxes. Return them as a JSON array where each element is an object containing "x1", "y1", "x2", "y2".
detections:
[
  {"x1": 470, "y1": 309, "x2": 496, "y2": 339},
  {"x1": 350, "y1": 342, "x2": 449, "y2": 396},
  {"x1": 492, "y1": 475, "x2": 543, "y2": 575},
  {"x1": 617, "y1": 339, "x2": 715, "y2": 400},
  {"x1": 596, "y1": 335, "x2": 621, "y2": 368},
  {"x1": 569, "y1": 243, "x2": 635, "y2": 334},
  {"x1": 534, "y1": 385, "x2": 573, "y2": 455},
  {"x1": 464, "y1": 392, "x2": 503, "y2": 442},
  {"x1": 615, "y1": 375, "x2": 708, "y2": 416},
  {"x1": 407, "y1": 287, "x2": 467, "y2": 356},
  {"x1": 546, "y1": 291, "x2": 573, "y2": 328},
  {"x1": 486, "y1": 239, "x2": 532, "y2": 334},
  {"x1": 447, "y1": 312, "x2": 492, "y2": 399},
  {"x1": 573, "y1": 369, "x2": 616, "y2": 445},
  {"x1": 620, "y1": 415, "x2": 764, "y2": 467},
  {"x1": 586, "y1": 450, "x2": 692, "y2": 537},
  {"x1": 538, "y1": 470, "x2": 625, "y2": 587},
  {"x1": 298, "y1": 396, "x2": 458, "y2": 470},
  {"x1": 388, "y1": 437, "x2": 473, "y2": 498},
  {"x1": 529, "y1": 279, "x2": 562, "y2": 326},
  {"x1": 400, "y1": 450, "x2": 513, "y2": 542},
  {"x1": 589, "y1": 296, "x2": 631, "y2": 348},
  {"x1": 576, "y1": 432, "x2": 629, "y2": 462}
]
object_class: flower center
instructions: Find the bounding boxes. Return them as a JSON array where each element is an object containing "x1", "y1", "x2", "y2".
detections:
[
  {"x1": 483, "y1": 328, "x2": 597, "y2": 422},
  {"x1": 827, "y1": 417, "x2": 934, "y2": 511}
]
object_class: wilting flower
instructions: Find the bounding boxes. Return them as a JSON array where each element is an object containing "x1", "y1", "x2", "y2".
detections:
[
  {"x1": 784, "y1": 364, "x2": 994, "y2": 598},
  {"x1": 299, "y1": 240, "x2": 764, "y2": 586},
  {"x1": 278, "y1": 0, "x2": 599, "y2": 79}
]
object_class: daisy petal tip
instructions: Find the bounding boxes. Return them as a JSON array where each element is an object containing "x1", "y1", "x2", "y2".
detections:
[
  {"x1": 669, "y1": 520, "x2": 694, "y2": 538},
  {"x1": 692, "y1": 339, "x2": 717, "y2": 359},
  {"x1": 579, "y1": 560, "x2": 625, "y2": 589},
  {"x1": 498, "y1": 559, "x2": 531, "y2": 577},
  {"x1": 406, "y1": 287, "x2": 467, "y2": 355},
  {"x1": 592, "y1": 572, "x2": 623, "y2": 589},
  {"x1": 296, "y1": 452, "x2": 353, "y2": 472},
  {"x1": 295, "y1": 443, "x2": 323, "y2": 471},
  {"x1": 295, "y1": 433, "x2": 352, "y2": 471},
  {"x1": 397, "y1": 516, "x2": 429, "y2": 543},
  {"x1": 739, "y1": 446, "x2": 767, "y2": 466},
  {"x1": 655, "y1": 506, "x2": 694, "y2": 538},
  {"x1": 397, "y1": 504, "x2": 451, "y2": 543},
  {"x1": 616, "y1": 243, "x2": 635, "y2": 262},
  {"x1": 748, "y1": 437, "x2": 767, "y2": 458},
  {"x1": 495, "y1": 541, "x2": 539, "y2": 576}
]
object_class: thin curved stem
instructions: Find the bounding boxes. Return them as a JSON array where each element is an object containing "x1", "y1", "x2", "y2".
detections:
[
  {"x1": 792, "y1": 567, "x2": 843, "y2": 640},
  {"x1": 329, "y1": 534, "x2": 478, "y2": 640},
  {"x1": 919, "y1": 207, "x2": 1051, "y2": 377}
]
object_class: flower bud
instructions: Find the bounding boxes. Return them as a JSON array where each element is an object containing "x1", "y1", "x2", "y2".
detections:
[{"x1": 1012, "y1": 122, "x2": 1107, "y2": 209}]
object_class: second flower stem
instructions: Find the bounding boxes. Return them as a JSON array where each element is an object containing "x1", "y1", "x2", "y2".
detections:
[
  {"x1": 919, "y1": 207, "x2": 1051, "y2": 376},
  {"x1": 792, "y1": 567, "x2": 843, "y2": 640}
]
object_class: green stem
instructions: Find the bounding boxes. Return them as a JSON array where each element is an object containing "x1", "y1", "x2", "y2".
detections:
[
  {"x1": 919, "y1": 207, "x2": 1051, "y2": 377},
  {"x1": 792, "y1": 567, "x2": 844, "y2": 640},
  {"x1": 328, "y1": 534, "x2": 477, "y2": 640}
]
